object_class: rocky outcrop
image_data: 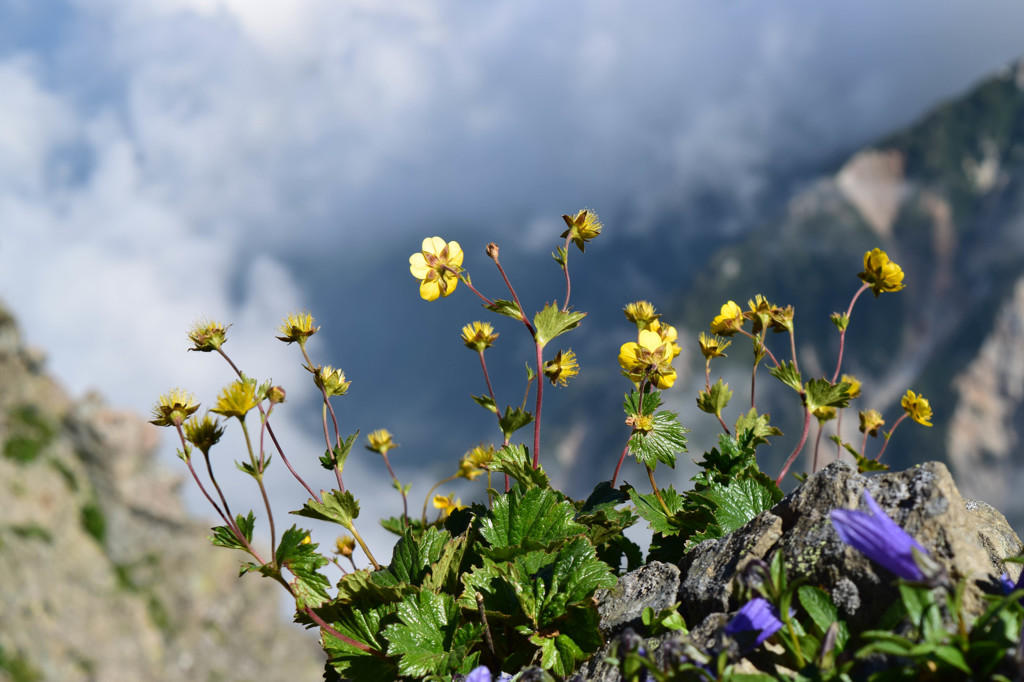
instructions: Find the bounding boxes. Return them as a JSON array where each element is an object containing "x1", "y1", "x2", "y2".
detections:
[
  {"x1": 576, "y1": 460, "x2": 1022, "y2": 681},
  {"x1": 0, "y1": 301, "x2": 324, "y2": 681},
  {"x1": 835, "y1": 148, "x2": 907, "y2": 238}
]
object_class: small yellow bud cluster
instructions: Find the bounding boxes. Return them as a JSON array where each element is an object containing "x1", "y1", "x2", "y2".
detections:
[{"x1": 619, "y1": 302, "x2": 680, "y2": 389}]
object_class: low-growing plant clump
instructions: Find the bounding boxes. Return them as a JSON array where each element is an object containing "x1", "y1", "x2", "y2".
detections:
[{"x1": 151, "y1": 212, "x2": 1024, "y2": 681}]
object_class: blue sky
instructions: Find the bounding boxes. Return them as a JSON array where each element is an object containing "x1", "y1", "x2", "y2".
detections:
[{"x1": 2, "y1": 0, "x2": 1024, "y2": 559}]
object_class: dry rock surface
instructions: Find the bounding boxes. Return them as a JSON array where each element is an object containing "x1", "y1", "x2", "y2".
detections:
[
  {"x1": 0, "y1": 301, "x2": 323, "y2": 682},
  {"x1": 577, "y1": 459, "x2": 1023, "y2": 682}
]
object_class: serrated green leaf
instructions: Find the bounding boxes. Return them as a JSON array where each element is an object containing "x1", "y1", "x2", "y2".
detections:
[
  {"x1": 421, "y1": 532, "x2": 467, "y2": 594},
  {"x1": 274, "y1": 525, "x2": 331, "y2": 608},
  {"x1": 484, "y1": 298, "x2": 525, "y2": 321},
  {"x1": 291, "y1": 489, "x2": 359, "y2": 529},
  {"x1": 853, "y1": 451, "x2": 890, "y2": 473},
  {"x1": 805, "y1": 378, "x2": 852, "y2": 412},
  {"x1": 769, "y1": 361, "x2": 803, "y2": 392},
  {"x1": 332, "y1": 432, "x2": 359, "y2": 474},
  {"x1": 498, "y1": 406, "x2": 534, "y2": 442},
  {"x1": 488, "y1": 444, "x2": 549, "y2": 490},
  {"x1": 623, "y1": 390, "x2": 661, "y2": 419},
  {"x1": 539, "y1": 536, "x2": 617, "y2": 621},
  {"x1": 531, "y1": 632, "x2": 586, "y2": 678},
  {"x1": 471, "y1": 394, "x2": 499, "y2": 415},
  {"x1": 626, "y1": 485, "x2": 687, "y2": 535},
  {"x1": 383, "y1": 591, "x2": 483, "y2": 678},
  {"x1": 533, "y1": 303, "x2": 586, "y2": 348},
  {"x1": 334, "y1": 569, "x2": 414, "y2": 607},
  {"x1": 734, "y1": 408, "x2": 783, "y2": 447},
  {"x1": 697, "y1": 379, "x2": 732, "y2": 416},
  {"x1": 695, "y1": 475, "x2": 782, "y2": 537},
  {"x1": 380, "y1": 515, "x2": 425, "y2": 537},
  {"x1": 476, "y1": 487, "x2": 583, "y2": 557},
  {"x1": 321, "y1": 604, "x2": 397, "y2": 680},
  {"x1": 373, "y1": 526, "x2": 450, "y2": 589},
  {"x1": 209, "y1": 511, "x2": 255, "y2": 550},
  {"x1": 553, "y1": 245, "x2": 568, "y2": 268},
  {"x1": 628, "y1": 410, "x2": 688, "y2": 469}
]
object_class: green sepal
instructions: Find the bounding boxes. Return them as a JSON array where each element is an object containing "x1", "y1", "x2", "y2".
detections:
[
  {"x1": 485, "y1": 299, "x2": 524, "y2": 321},
  {"x1": 488, "y1": 444, "x2": 549, "y2": 490},
  {"x1": 471, "y1": 394, "x2": 499, "y2": 415},
  {"x1": 769, "y1": 361, "x2": 803, "y2": 393},
  {"x1": 383, "y1": 591, "x2": 483, "y2": 678},
  {"x1": 804, "y1": 378, "x2": 852, "y2": 413},
  {"x1": 697, "y1": 378, "x2": 732, "y2": 416},
  {"x1": 275, "y1": 525, "x2": 330, "y2": 609},
  {"x1": 533, "y1": 303, "x2": 586, "y2": 348},
  {"x1": 291, "y1": 490, "x2": 359, "y2": 530},
  {"x1": 209, "y1": 511, "x2": 255, "y2": 551},
  {"x1": 628, "y1": 411, "x2": 688, "y2": 470},
  {"x1": 831, "y1": 311, "x2": 850, "y2": 331},
  {"x1": 498, "y1": 406, "x2": 534, "y2": 442}
]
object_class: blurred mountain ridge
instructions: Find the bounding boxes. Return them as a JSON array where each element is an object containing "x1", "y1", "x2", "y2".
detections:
[{"x1": 0, "y1": 301, "x2": 322, "y2": 681}]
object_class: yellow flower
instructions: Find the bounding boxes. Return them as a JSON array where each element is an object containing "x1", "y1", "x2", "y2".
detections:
[
  {"x1": 461, "y1": 321, "x2": 498, "y2": 352},
  {"x1": 543, "y1": 349, "x2": 579, "y2": 387},
  {"x1": 710, "y1": 301, "x2": 745, "y2": 336},
  {"x1": 335, "y1": 535, "x2": 355, "y2": 558},
  {"x1": 300, "y1": 534, "x2": 313, "y2": 545},
  {"x1": 618, "y1": 329, "x2": 677, "y2": 389},
  {"x1": 313, "y1": 365, "x2": 350, "y2": 397},
  {"x1": 187, "y1": 318, "x2": 230, "y2": 352},
  {"x1": 409, "y1": 237, "x2": 464, "y2": 301},
  {"x1": 457, "y1": 445, "x2": 494, "y2": 481},
  {"x1": 813, "y1": 406, "x2": 837, "y2": 423},
  {"x1": 623, "y1": 301, "x2": 659, "y2": 328},
  {"x1": 841, "y1": 374, "x2": 862, "y2": 400},
  {"x1": 745, "y1": 295, "x2": 791, "y2": 335},
  {"x1": 859, "y1": 409, "x2": 885, "y2": 437},
  {"x1": 698, "y1": 332, "x2": 730, "y2": 360},
  {"x1": 644, "y1": 319, "x2": 681, "y2": 358},
  {"x1": 858, "y1": 248, "x2": 906, "y2": 297},
  {"x1": 183, "y1": 413, "x2": 225, "y2": 454},
  {"x1": 560, "y1": 209, "x2": 603, "y2": 252},
  {"x1": 901, "y1": 390, "x2": 933, "y2": 427},
  {"x1": 432, "y1": 494, "x2": 464, "y2": 519},
  {"x1": 211, "y1": 378, "x2": 261, "y2": 420},
  {"x1": 366, "y1": 429, "x2": 397, "y2": 455},
  {"x1": 276, "y1": 311, "x2": 319, "y2": 344},
  {"x1": 149, "y1": 388, "x2": 200, "y2": 427}
]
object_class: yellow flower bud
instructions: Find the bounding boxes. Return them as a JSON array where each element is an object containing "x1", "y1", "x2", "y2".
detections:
[
  {"x1": 841, "y1": 374, "x2": 862, "y2": 400},
  {"x1": 560, "y1": 209, "x2": 603, "y2": 253},
  {"x1": 276, "y1": 311, "x2": 319, "y2": 344},
  {"x1": 366, "y1": 429, "x2": 397, "y2": 455},
  {"x1": 187, "y1": 318, "x2": 230, "y2": 352},
  {"x1": 211, "y1": 378, "x2": 260, "y2": 420},
  {"x1": 698, "y1": 332, "x2": 730, "y2": 360},
  {"x1": 859, "y1": 409, "x2": 885, "y2": 437},
  {"x1": 183, "y1": 413, "x2": 225, "y2": 454},
  {"x1": 335, "y1": 535, "x2": 355, "y2": 558},
  {"x1": 461, "y1": 321, "x2": 498, "y2": 352},
  {"x1": 858, "y1": 248, "x2": 906, "y2": 296},
  {"x1": 623, "y1": 301, "x2": 659, "y2": 328},
  {"x1": 710, "y1": 301, "x2": 745, "y2": 336}
]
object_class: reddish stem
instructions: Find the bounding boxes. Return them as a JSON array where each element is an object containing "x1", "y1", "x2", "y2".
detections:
[
  {"x1": 832, "y1": 283, "x2": 870, "y2": 383},
  {"x1": 776, "y1": 407, "x2": 812, "y2": 486}
]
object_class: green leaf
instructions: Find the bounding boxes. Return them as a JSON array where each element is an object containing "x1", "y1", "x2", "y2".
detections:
[
  {"x1": 380, "y1": 515, "x2": 425, "y2": 537},
  {"x1": 209, "y1": 511, "x2": 255, "y2": 551},
  {"x1": 383, "y1": 591, "x2": 483, "y2": 678},
  {"x1": 476, "y1": 487, "x2": 584, "y2": 558},
  {"x1": 484, "y1": 298, "x2": 524, "y2": 321},
  {"x1": 421, "y1": 532, "x2": 468, "y2": 594},
  {"x1": 804, "y1": 378, "x2": 852, "y2": 412},
  {"x1": 769, "y1": 361, "x2": 803, "y2": 392},
  {"x1": 538, "y1": 536, "x2": 617, "y2": 622},
  {"x1": 533, "y1": 303, "x2": 586, "y2": 348},
  {"x1": 641, "y1": 604, "x2": 687, "y2": 635},
  {"x1": 498, "y1": 406, "x2": 534, "y2": 442},
  {"x1": 275, "y1": 525, "x2": 330, "y2": 609},
  {"x1": 471, "y1": 394, "x2": 499, "y2": 415},
  {"x1": 373, "y1": 526, "x2": 450, "y2": 589},
  {"x1": 695, "y1": 475, "x2": 782, "y2": 537},
  {"x1": 853, "y1": 450, "x2": 890, "y2": 473},
  {"x1": 797, "y1": 585, "x2": 849, "y2": 651},
  {"x1": 623, "y1": 390, "x2": 661, "y2": 419},
  {"x1": 332, "y1": 432, "x2": 359, "y2": 473},
  {"x1": 321, "y1": 605, "x2": 398, "y2": 681},
  {"x1": 697, "y1": 378, "x2": 732, "y2": 416},
  {"x1": 552, "y1": 245, "x2": 568, "y2": 268},
  {"x1": 531, "y1": 632, "x2": 587, "y2": 678},
  {"x1": 334, "y1": 569, "x2": 414, "y2": 607},
  {"x1": 291, "y1": 490, "x2": 359, "y2": 529},
  {"x1": 488, "y1": 444, "x2": 549, "y2": 490},
  {"x1": 628, "y1": 411, "x2": 688, "y2": 469},
  {"x1": 626, "y1": 485, "x2": 687, "y2": 535},
  {"x1": 734, "y1": 408, "x2": 783, "y2": 447}
]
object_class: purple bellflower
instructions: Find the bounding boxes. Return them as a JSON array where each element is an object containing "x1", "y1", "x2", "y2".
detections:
[
  {"x1": 464, "y1": 666, "x2": 512, "y2": 682},
  {"x1": 724, "y1": 597, "x2": 784, "y2": 651},
  {"x1": 830, "y1": 489, "x2": 928, "y2": 582},
  {"x1": 1000, "y1": 571, "x2": 1024, "y2": 604}
]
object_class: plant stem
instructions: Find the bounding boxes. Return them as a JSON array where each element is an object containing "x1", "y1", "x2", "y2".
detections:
[
  {"x1": 874, "y1": 414, "x2": 908, "y2": 463},
  {"x1": 533, "y1": 341, "x2": 544, "y2": 468},
  {"x1": 831, "y1": 283, "x2": 870, "y2": 383},
  {"x1": 811, "y1": 420, "x2": 825, "y2": 474},
  {"x1": 646, "y1": 465, "x2": 671, "y2": 518},
  {"x1": 776, "y1": 406, "x2": 812, "y2": 486},
  {"x1": 241, "y1": 419, "x2": 277, "y2": 561},
  {"x1": 560, "y1": 236, "x2": 573, "y2": 312},
  {"x1": 421, "y1": 474, "x2": 458, "y2": 527},
  {"x1": 380, "y1": 452, "x2": 409, "y2": 528},
  {"x1": 611, "y1": 442, "x2": 630, "y2": 488}
]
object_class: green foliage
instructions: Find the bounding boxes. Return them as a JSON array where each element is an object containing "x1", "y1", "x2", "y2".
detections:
[
  {"x1": 3, "y1": 405, "x2": 55, "y2": 464},
  {"x1": 532, "y1": 303, "x2": 586, "y2": 348}
]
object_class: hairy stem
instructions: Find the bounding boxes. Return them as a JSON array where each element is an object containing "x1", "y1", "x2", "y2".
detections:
[{"x1": 776, "y1": 406, "x2": 812, "y2": 486}]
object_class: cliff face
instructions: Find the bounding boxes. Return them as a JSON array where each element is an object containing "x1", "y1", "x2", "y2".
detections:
[
  {"x1": 0, "y1": 303, "x2": 323, "y2": 681},
  {"x1": 671, "y1": 58, "x2": 1024, "y2": 524}
]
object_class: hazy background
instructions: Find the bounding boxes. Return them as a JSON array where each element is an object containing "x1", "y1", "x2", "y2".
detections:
[{"x1": 2, "y1": 0, "x2": 1024, "y2": 560}]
